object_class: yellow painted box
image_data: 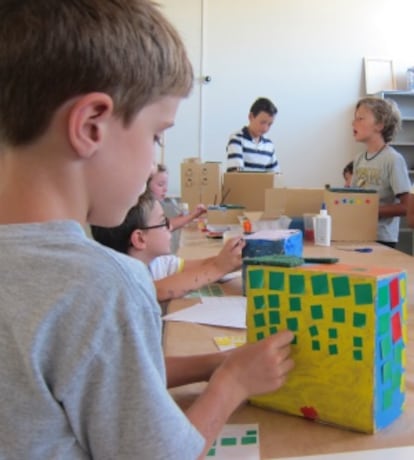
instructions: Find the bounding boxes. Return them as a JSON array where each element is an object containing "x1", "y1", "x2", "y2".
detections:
[{"x1": 245, "y1": 259, "x2": 407, "y2": 433}]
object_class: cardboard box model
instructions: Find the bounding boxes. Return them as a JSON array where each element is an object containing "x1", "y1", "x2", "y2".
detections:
[
  {"x1": 241, "y1": 230, "x2": 303, "y2": 295},
  {"x1": 207, "y1": 205, "x2": 245, "y2": 226},
  {"x1": 324, "y1": 188, "x2": 379, "y2": 241},
  {"x1": 244, "y1": 257, "x2": 407, "y2": 433},
  {"x1": 242, "y1": 230, "x2": 303, "y2": 259},
  {"x1": 181, "y1": 159, "x2": 222, "y2": 211},
  {"x1": 264, "y1": 187, "x2": 379, "y2": 242},
  {"x1": 264, "y1": 188, "x2": 324, "y2": 219},
  {"x1": 222, "y1": 172, "x2": 284, "y2": 211}
]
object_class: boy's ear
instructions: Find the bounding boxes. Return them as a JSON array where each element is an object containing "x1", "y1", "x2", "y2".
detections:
[
  {"x1": 67, "y1": 92, "x2": 114, "y2": 158},
  {"x1": 129, "y1": 229, "x2": 147, "y2": 251}
]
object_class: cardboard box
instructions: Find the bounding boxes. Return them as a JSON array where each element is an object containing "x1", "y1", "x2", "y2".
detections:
[
  {"x1": 324, "y1": 188, "x2": 379, "y2": 241},
  {"x1": 181, "y1": 160, "x2": 222, "y2": 211},
  {"x1": 244, "y1": 258, "x2": 407, "y2": 433},
  {"x1": 263, "y1": 188, "x2": 324, "y2": 219},
  {"x1": 222, "y1": 172, "x2": 284, "y2": 211},
  {"x1": 207, "y1": 205, "x2": 244, "y2": 226}
]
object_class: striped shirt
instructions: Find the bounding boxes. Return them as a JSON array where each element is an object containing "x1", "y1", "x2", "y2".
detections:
[{"x1": 226, "y1": 126, "x2": 280, "y2": 172}]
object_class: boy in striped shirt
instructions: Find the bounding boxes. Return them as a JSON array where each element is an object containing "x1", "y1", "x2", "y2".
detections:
[{"x1": 226, "y1": 97, "x2": 280, "y2": 172}]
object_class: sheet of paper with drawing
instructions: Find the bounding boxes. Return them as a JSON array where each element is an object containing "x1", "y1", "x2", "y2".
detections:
[
  {"x1": 207, "y1": 424, "x2": 260, "y2": 459},
  {"x1": 163, "y1": 296, "x2": 246, "y2": 329}
]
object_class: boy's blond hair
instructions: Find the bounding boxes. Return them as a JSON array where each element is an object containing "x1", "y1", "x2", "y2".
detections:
[
  {"x1": 356, "y1": 97, "x2": 401, "y2": 143},
  {"x1": 0, "y1": 0, "x2": 193, "y2": 147}
]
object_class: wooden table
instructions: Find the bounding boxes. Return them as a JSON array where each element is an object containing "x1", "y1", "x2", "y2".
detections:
[{"x1": 164, "y1": 228, "x2": 414, "y2": 459}]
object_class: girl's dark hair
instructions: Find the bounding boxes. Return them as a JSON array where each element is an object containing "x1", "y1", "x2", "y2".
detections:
[{"x1": 91, "y1": 191, "x2": 155, "y2": 254}]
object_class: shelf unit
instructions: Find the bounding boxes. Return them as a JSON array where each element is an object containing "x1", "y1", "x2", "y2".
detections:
[
  {"x1": 378, "y1": 91, "x2": 414, "y2": 255},
  {"x1": 378, "y1": 91, "x2": 414, "y2": 176}
]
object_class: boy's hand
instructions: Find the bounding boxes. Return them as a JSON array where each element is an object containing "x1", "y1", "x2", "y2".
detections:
[
  {"x1": 214, "y1": 236, "x2": 245, "y2": 272},
  {"x1": 214, "y1": 330, "x2": 294, "y2": 401}
]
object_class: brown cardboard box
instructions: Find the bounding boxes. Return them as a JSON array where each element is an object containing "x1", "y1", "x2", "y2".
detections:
[
  {"x1": 181, "y1": 160, "x2": 222, "y2": 211},
  {"x1": 207, "y1": 205, "x2": 245, "y2": 226},
  {"x1": 222, "y1": 172, "x2": 284, "y2": 211},
  {"x1": 263, "y1": 187, "x2": 324, "y2": 218},
  {"x1": 324, "y1": 189, "x2": 379, "y2": 241}
]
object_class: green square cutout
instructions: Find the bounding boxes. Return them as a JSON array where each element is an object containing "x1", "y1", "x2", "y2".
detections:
[
  {"x1": 268, "y1": 294, "x2": 280, "y2": 308},
  {"x1": 269, "y1": 271, "x2": 285, "y2": 290},
  {"x1": 382, "y1": 388, "x2": 393, "y2": 410},
  {"x1": 332, "y1": 276, "x2": 351, "y2": 297},
  {"x1": 254, "y1": 313, "x2": 266, "y2": 328},
  {"x1": 328, "y1": 328, "x2": 338, "y2": 339},
  {"x1": 353, "y1": 349, "x2": 363, "y2": 360},
  {"x1": 354, "y1": 283, "x2": 373, "y2": 305},
  {"x1": 241, "y1": 436, "x2": 257, "y2": 445},
  {"x1": 378, "y1": 284, "x2": 389, "y2": 309},
  {"x1": 289, "y1": 274, "x2": 305, "y2": 294},
  {"x1": 269, "y1": 326, "x2": 278, "y2": 334},
  {"x1": 292, "y1": 335, "x2": 297, "y2": 345},
  {"x1": 221, "y1": 437, "x2": 237, "y2": 446},
  {"x1": 309, "y1": 325, "x2": 318, "y2": 337},
  {"x1": 382, "y1": 362, "x2": 392, "y2": 383},
  {"x1": 206, "y1": 447, "x2": 216, "y2": 457},
  {"x1": 392, "y1": 370, "x2": 402, "y2": 390},
  {"x1": 254, "y1": 295, "x2": 265, "y2": 310},
  {"x1": 332, "y1": 308, "x2": 345, "y2": 323},
  {"x1": 256, "y1": 331, "x2": 265, "y2": 341},
  {"x1": 394, "y1": 342, "x2": 404, "y2": 366},
  {"x1": 246, "y1": 430, "x2": 257, "y2": 435},
  {"x1": 286, "y1": 317, "x2": 299, "y2": 331},
  {"x1": 311, "y1": 304, "x2": 323, "y2": 320},
  {"x1": 248, "y1": 269, "x2": 265, "y2": 289},
  {"x1": 311, "y1": 274, "x2": 329, "y2": 295},
  {"x1": 380, "y1": 336, "x2": 392, "y2": 359},
  {"x1": 353, "y1": 336, "x2": 363, "y2": 347},
  {"x1": 378, "y1": 312, "x2": 390, "y2": 335},
  {"x1": 269, "y1": 310, "x2": 280, "y2": 325},
  {"x1": 329, "y1": 344, "x2": 338, "y2": 355},
  {"x1": 289, "y1": 297, "x2": 301, "y2": 312},
  {"x1": 211, "y1": 285, "x2": 224, "y2": 296},
  {"x1": 312, "y1": 340, "x2": 320, "y2": 351},
  {"x1": 353, "y1": 312, "x2": 366, "y2": 328}
]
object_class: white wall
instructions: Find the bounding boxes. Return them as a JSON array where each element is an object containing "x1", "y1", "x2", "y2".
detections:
[{"x1": 159, "y1": 0, "x2": 413, "y2": 196}]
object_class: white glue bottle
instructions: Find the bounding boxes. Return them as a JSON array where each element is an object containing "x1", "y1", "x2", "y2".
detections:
[{"x1": 313, "y1": 203, "x2": 331, "y2": 247}]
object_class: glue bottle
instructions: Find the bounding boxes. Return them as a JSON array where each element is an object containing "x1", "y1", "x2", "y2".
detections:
[{"x1": 313, "y1": 203, "x2": 331, "y2": 247}]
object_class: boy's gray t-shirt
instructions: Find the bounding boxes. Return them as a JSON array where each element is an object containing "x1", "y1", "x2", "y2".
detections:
[
  {"x1": 0, "y1": 221, "x2": 204, "y2": 460},
  {"x1": 352, "y1": 145, "x2": 411, "y2": 242}
]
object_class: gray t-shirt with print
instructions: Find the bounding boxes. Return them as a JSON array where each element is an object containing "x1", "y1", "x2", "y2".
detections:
[
  {"x1": 0, "y1": 220, "x2": 203, "y2": 460},
  {"x1": 352, "y1": 145, "x2": 411, "y2": 242}
]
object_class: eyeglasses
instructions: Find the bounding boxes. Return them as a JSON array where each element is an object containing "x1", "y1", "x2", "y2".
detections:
[{"x1": 140, "y1": 217, "x2": 170, "y2": 231}]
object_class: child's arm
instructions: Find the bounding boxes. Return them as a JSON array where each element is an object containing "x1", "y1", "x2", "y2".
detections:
[
  {"x1": 379, "y1": 192, "x2": 409, "y2": 218},
  {"x1": 170, "y1": 204, "x2": 207, "y2": 231},
  {"x1": 407, "y1": 192, "x2": 414, "y2": 228},
  {"x1": 154, "y1": 236, "x2": 244, "y2": 301},
  {"x1": 184, "y1": 331, "x2": 294, "y2": 459},
  {"x1": 165, "y1": 352, "x2": 229, "y2": 388}
]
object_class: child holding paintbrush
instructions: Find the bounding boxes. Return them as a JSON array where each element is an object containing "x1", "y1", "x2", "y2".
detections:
[
  {"x1": 148, "y1": 163, "x2": 207, "y2": 230},
  {"x1": 91, "y1": 191, "x2": 244, "y2": 303}
]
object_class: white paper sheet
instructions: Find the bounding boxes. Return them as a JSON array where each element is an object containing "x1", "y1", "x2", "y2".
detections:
[
  {"x1": 163, "y1": 296, "x2": 246, "y2": 329},
  {"x1": 270, "y1": 446, "x2": 414, "y2": 460},
  {"x1": 207, "y1": 424, "x2": 260, "y2": 459}
]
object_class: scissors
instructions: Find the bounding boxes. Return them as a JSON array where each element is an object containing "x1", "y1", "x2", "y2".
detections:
[{"x1": 336, "y1": 247, "x2": 373, "y2": 253}]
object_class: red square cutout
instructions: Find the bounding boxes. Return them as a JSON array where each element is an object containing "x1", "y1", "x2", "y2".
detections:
[
  {"x1": 391, "y1": 312, "x2": 402, "y2": 343},
  {"x1": 389, "y1": 278, "x2": 400, "y2": 309}
]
